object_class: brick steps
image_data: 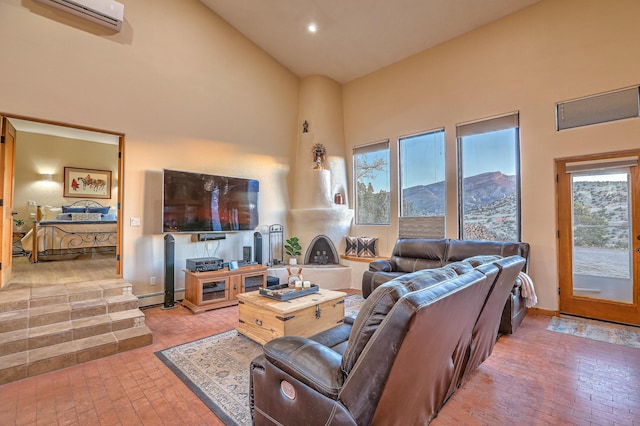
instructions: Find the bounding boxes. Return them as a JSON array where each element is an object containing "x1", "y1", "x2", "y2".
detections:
[{"x1": 0, "y1": 280, "x2": 152, "y2": 385}]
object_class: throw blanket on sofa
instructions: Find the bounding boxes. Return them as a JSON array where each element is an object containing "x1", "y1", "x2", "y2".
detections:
[{"x1": 519, "y1": 271, "x2": 537, "y2": 308}]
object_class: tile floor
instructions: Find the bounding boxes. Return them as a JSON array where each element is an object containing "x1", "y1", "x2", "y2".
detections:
[{"x1": 1, "y1": 301, "x2": 638, "y2": 425}]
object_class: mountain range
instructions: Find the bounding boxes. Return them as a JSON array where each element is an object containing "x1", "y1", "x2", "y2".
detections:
[{"x1": 403, "y1": 171, "x2": 516, "y2": 216}]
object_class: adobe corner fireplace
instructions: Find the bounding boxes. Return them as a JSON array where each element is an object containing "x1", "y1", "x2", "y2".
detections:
[{"x1": 303, "y1": 235, "x2": 339, "y2": 265}]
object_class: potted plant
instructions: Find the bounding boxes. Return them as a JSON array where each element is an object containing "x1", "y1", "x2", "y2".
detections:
[
  {"x1": 284, "y1": 236, "x2": 302, "y2": 265},
  {"x1": 13, "y1": 218, "x2": 25, "y2": 232}
]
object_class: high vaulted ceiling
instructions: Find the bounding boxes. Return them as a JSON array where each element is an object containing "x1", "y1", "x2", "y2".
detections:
[{"x1": 201, "y1": 0, "x2": 540, "y2": 83}]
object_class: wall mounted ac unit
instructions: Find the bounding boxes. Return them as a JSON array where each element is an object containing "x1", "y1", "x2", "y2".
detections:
[{"x1": 36, "y1": 0, "x2": 124, "y2": 31}]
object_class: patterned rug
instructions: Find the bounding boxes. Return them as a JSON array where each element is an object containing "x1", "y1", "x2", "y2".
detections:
[
  {"x1": 547, "y1": 315, "x2": 640, "y2": 349},
  {"x1": 155, "y1": 294, "x2": 365, "y2": 426}
]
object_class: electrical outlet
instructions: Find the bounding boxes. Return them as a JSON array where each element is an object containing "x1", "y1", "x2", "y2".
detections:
[
  {"x1": 28, "y1": 200, "x2": 37, "y2": 206},
  {"x1": 150, "y1": 277, "x2": 157, "y2": 285},
  {"x1": 130, "y1": 217, "x2": 141, "y2": 227}
]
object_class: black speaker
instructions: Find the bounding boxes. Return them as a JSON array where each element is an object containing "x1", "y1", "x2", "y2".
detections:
[
  {"x1": 243, "y1": 246, "x2": 251, "y2": 262},
  {"x1": 163, "y1": 234, "x2": 177, "y2": 310},
  {"x1": 254, "y1": 232, "x2": 263, "y2": 264}
]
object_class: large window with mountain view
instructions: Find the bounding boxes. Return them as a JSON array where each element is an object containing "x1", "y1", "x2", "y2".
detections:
[
  {"x1": 400, "y1": 129, "x2": 445, "y2": 217},
  {"x1": 354, "y1": 140, "x2": 390, "y2": 224},
  {"x1": 457, "y1": 113, "x2": 521, "y2": 241}
]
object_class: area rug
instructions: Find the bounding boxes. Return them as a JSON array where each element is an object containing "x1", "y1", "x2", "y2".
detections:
[
  {"x1": 547, "y1": 315, "x2": 640, "y2": 349},
  {"x1": 155, "y1": 294, "x2": 364, "y2": 426}
]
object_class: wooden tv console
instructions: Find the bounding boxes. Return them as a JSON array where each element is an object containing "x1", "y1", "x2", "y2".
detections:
[{"x1": 182, "y1": 264, "x2": 268, "y2": 314}]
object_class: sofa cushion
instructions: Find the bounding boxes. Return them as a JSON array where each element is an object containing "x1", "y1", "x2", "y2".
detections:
[
  {"x1": 392, "y1": 256, "x2": 441, "y2": 272},
  {"x1": 441, "y1": 260, "x2": 475, "y2": 275},
  {"x1": 462, "y1": 255, "x2": 503, "y2": 268},
  {"x1": 446, "y1": 239, "x2": 522, "y2": 262},
  {"x1": 393, "y1": 238, "x2": 448, "y2": 259},
  {"x1": 342, "y1": 281, "x2": 412, "y2": 374},
  {"x1": 390, "y1": 267, "x2": 458, "y2": 291}
]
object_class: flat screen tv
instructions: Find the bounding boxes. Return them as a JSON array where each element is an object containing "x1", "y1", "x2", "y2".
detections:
[{"x1": 162, "y1": 169, "x2": 259, "y2": 233}]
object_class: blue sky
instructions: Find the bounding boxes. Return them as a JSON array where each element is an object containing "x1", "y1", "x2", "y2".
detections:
[
  {"x1": 401, "y1": 130, "x2": 445, "y2": 188},
  {"x1": 461, "y1": 128, "x2": 517, "y2": 178}
]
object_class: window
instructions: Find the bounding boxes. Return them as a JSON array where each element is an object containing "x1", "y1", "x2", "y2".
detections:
[
  {"x1": 399, "y1": 129, "x2": 445, "y2": 217},
  {"x1": 457, "y1": 113, "x2": 521, "y2": 241},
  {"x1": 354, "y1": 140, "x2": 390, "y2": 224}
]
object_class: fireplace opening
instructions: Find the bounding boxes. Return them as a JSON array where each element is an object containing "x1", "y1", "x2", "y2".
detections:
[{"x1": 304, "y1": 235, "x2": 339, "y2": 265}]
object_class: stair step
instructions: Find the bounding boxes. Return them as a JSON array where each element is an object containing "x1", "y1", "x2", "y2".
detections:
[
  {"x1": 114, "y1": 325, "x2": 153, "y2": 352},
  {"x1": 0, "y1": 328, "x2": 28, "y2": 357},
  {"x1": 0, "y1": 309, "x2": 29, "y2": 333},
  {"x1": 29, "y1": 303, "x2": 71, "y2": 328},
  {"x1": 75, "y1": 332, "x2": 118, "y2": 365},
  {"x1": 109, "y1": 309, "x2": 146, "y2": 331},
  {"x1": 0, "y1": 352, "x2": 28, "y2": 384},
  {"x1": 70, "y1": 298, "x2": 107, "y2": 320},
  {"x1": 0, "y1": 279, "x2": 150, "y2": 385},
  {"x1": 72, "y1": 314, "x2": 113, "y2": 340},
  {"x1": 0, "y1": 288, "x2": 30, "y2": 313},
  {"x1": 0, "y1": 280, "x2": 132, "y2": 313},
  {"x1": 28, "y1": 320, "x2": 74, "y2": 350},
  {"x1": 66, "y1": 283, "x2": 104, "y2": 303},
  {"x1": 106, "y1": 294, "x2": 139, "y2": 313},
  {"x1": 0, "y1": 309, "x2": 148, "y2": 357},
  {"x1": 0, "y1": 325, "x2": 153, "y2": 385},
  {"x1": 28, "y1": 339, "x2": 78, "y2": 378},
  {"x1": 94, "y1": 279, "x2": 133, "y2": 297}
]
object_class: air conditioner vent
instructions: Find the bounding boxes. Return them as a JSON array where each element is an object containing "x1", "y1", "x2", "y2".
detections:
[{"x1": 36, "y1": 0, "x2": 124, "y2": 31}]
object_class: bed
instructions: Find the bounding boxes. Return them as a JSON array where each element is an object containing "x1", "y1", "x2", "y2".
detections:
[{"x1": 21, "y1": 200, "x2": 117, "y2": 262}]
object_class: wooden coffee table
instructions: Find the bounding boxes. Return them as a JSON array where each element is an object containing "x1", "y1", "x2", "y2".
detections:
[{"x1": 236, "y1": 288, "x2": 346, "y2": 345}]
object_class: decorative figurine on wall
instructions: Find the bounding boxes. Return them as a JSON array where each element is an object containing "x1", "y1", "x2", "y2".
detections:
[
  {"x1": 302, "y1": 120, "x2": 309, "y2": 133},
  {"x1": 312, "y1": 143, "x2": 326, "y2": 169}
]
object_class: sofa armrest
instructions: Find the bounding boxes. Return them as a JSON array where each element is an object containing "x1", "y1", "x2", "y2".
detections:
[
  {"x1": 262, "y1": 336, "x2": 344, "y2": 398},
  {"x1": 369, "y1": 259, "x2": 394, "y2": 272}
]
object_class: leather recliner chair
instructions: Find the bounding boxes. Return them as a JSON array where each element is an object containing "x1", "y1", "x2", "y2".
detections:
[{"x1": 250, "y1": 256, "x2": 526, "y2": 425}]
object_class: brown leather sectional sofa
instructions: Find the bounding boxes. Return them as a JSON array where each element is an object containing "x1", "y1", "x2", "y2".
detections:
[
  {"x1": 362, "y1": 238, "x2": 530, "y2": 334},
  {"x1": 250, "y1": 255, "x2": 526, "y2": 425}
]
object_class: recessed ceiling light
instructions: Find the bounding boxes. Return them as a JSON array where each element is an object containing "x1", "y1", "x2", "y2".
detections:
[{"x1": 308, "y1": 23, "x2": 317, "y2": 33}]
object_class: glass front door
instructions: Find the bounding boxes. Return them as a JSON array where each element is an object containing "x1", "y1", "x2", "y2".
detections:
[
  {"x1": 571, "y1": 170, "x2": 633, "y2": 303},
  {"x1": 557, "y1": 153, "x2": 640, "y2": 326}
]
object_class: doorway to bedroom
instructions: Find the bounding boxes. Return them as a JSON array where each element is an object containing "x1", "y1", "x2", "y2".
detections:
[{"x1": 0, "y1": 114, "x2": 124, "y2": 288}]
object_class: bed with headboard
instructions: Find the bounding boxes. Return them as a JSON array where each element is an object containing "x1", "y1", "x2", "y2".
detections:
[{"x1": 21, "y1": 200, "x2": 117, "y2": 262}]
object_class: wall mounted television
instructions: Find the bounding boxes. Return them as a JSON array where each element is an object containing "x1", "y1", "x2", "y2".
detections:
[{"x1": 162, "y1": 169, "x2": 259, "y2": 233}]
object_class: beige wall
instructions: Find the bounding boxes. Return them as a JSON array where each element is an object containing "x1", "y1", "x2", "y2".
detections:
[
  {"x1": 0, "y1": 0, "x2": 299, "y2": 300},
  {"x1": 13, "y1": 132, "x2": 118, "y2": 224},
  {"x1": 343, "y1": 0, "x2": 640, "y2": 311}
]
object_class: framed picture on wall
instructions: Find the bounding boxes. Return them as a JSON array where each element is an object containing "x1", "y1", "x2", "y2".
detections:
[{"x1": 63, "y1": 167, "x2": 112, "y2": 199}]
